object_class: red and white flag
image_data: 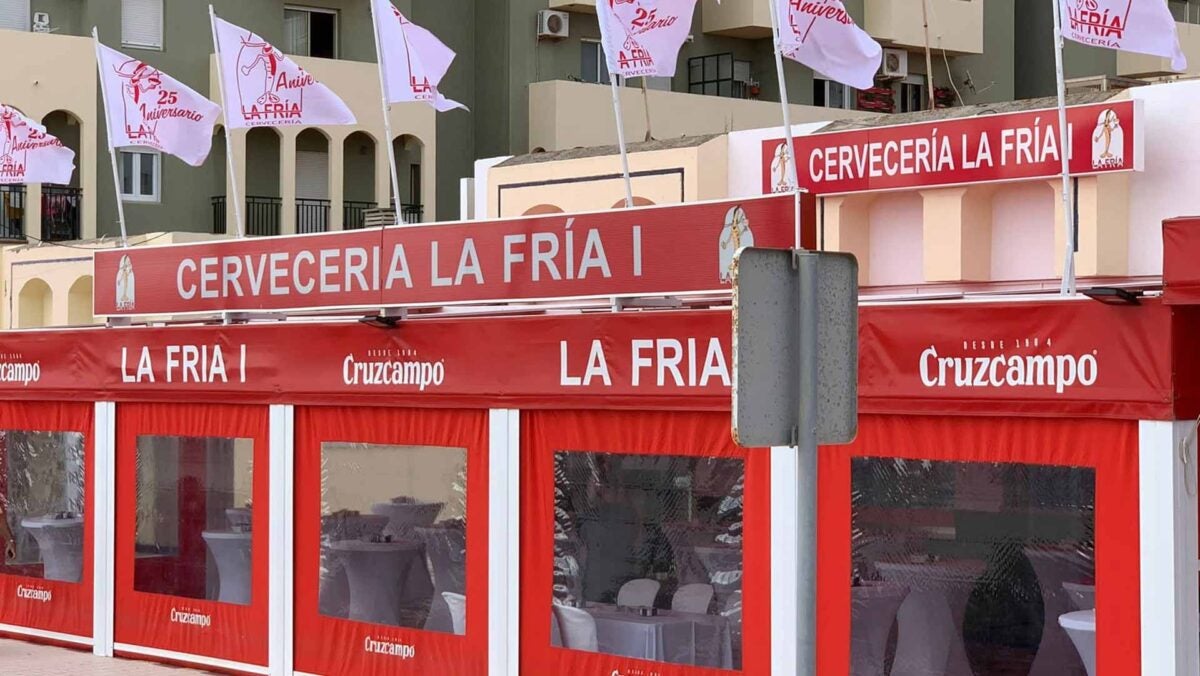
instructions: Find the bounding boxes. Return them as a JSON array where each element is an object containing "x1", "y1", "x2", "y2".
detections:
[
  {"x1": 97, "y1": 43, "x2": 221, "y2": 167},
  {"x1": 0, "y1": 105, "x2": 76, "y2": 185},
  {"x1": 597, "y1": 0, "x2": 700, "y2": 79},
  {"x1": 371, "y1": 0, "x2": 467, "y2": 112},
  {"x1": 774, "y1": 0, "x2": 882, "y2": 90},
  {"x1": 1060, "y1": 0, "x2": 1187, "y2": 72},
  {"x1": 212, "y1": 16, "x2": 356, "y2": 128}
]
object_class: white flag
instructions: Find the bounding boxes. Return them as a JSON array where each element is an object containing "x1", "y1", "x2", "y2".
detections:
[
  {"x1": 774, "y1": 0, "x2": 882, "y2": 90},
  {"x1": 0, "y1": 105, "x2": 76, "y2": 185},
  {"x1": 597, "y1": 0, "x2": 700, "y2": 79},
  {"x1": 97, "y1": 44, "x2": 221, "y2": 167},
  {"x1": 212, "y1": 16, "x2": 356, "y2": 128},
  {"x1": 1060, "y1": 0, "x2": 1187, "y2": 72},
  {"x1": 371, "y1": 0, "x2": 467, "y2": 112}
]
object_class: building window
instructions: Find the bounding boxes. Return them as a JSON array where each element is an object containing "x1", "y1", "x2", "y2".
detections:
[
  {"x1": 119, "y1": 151, "x2": 160, "y2": 203},
  {"x1": 1169, "y1": 0, "x2": 1200, "y2": 25},
  {"x1": 813, "y1": 78, "x2": 855, "y2": 109},
  {"x1": 122, "y1": 0, "x2": 163, "y2": 49},
  {"x1": 688, "y1": 53, "x2": 754, "y2": 99},
  {"x1": 581, "y1": 40, "x2": 618, "y2": 85},
  {"x1": 0, "y1": 0, "x2": 29, "y2": 31},
  {"x1": 284, "y1": 6, "x2": 338, "y2": 59},
  {"x1": 899, "y1": 75, "x2": 927, "y2": 113}
]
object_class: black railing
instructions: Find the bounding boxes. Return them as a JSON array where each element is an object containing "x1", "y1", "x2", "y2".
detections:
[
  {"x1": 0, "y1": 185, "x2": 24, "y2": 240},
  {"x1": 211, "y1": 195, "x2": 282, "y2": 237},
  {"x1": 400, "y1": 203, "x2": 423, "y2": 224},
  {"x1": 296, "y1": 198, "x2": 330, "y2": 234},
  {"x1": 41, "y1": 185, "x2": 81, "y2": 242},
  {"x1": 343, "y1": 200, "x2": 376, "y2": 230}
]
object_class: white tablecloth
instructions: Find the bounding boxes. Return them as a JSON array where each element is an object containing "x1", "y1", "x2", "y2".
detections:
[{"x1": 588, "y1": 605, "x2": 733, "y2": 668}]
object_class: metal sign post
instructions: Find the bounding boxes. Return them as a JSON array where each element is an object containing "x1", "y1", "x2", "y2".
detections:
[{"x1": 732, "y1": 247, "x2": 859, "y2": 676}]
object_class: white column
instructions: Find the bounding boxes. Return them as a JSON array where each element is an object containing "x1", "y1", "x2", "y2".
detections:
[
  {"x1": 92, "y1": 401, "x2": 116, "y2": 657},
  {"x1": 268, "y1": 405, "x2": 294, "y2": 676},
  {"x1": 771, "y1": 446, "x2": 799, "y2": 673},
  {"x1": 1138, "y1": 420, "x2": 1200, "y2": 676},
  {"x1": 488, "y1": 410, "x2": 520, "y2": 676}
]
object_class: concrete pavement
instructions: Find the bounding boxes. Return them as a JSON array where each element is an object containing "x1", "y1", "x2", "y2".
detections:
[{"x1": 0, "y1": 639, "x2": 213, "y2": 674}]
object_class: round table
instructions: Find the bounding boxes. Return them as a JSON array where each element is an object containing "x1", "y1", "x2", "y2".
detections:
[
  {"x1": 201, "y1": 530, "x2": 252, "y2": 605},
  {"x1": 850, "y1": 582, "x2": 909, "y2": 676},
  {"x1": 1058, "y1": 610, "x2": 1096, "y2": 676},
  {"x1": 1025, "y1": 548, "x2": 1091, "y2": 676},
  {"x1": 318, "y1": 514, "x2": 390, "y2": 618},
  {"x1": 330, "y1": 539, "x2": 427, "y2": 626},
  {"x1": 876, "y1": 559, "x2": 986, "y2": 676},
  {"x1": 20, "y1": 517, "x2": 83, "y2": 583}
]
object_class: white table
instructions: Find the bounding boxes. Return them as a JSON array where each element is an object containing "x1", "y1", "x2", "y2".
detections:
[
  {"x1": 201, "y1": 530, "x2": 252, "y2": 605},
  {"x1": 876, "y1": 559, "x2": 986, "y2": 676},
  {"x1": 21, "y1": 517, "x2": 83, "y2": 583},
  {"x1": 330, "y1": 539, "x2": 432, "y2": 627},
  {"x1": 851, "y1": 582, "x2": 909, "y2": 676},
  {"x1": 588, "y1": 605, "x2": 733, "y2": 668},
  {"x1": 318, "y1": 514, "x2": 389, "y2": 618},
  {"x1": 1025, "y1": 548, "x2": 1090, "y2": 676},
  {"x1": 1058, "y1": 610, "x2": 1096, "y2": 676}
]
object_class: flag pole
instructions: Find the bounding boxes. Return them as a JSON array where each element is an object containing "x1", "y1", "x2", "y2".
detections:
[
  {"x1": 1051, "y1": 0, "x2": 1076, "y2": 295},
  {"x1": 369, "y1": 0, "x2": 403, "y2": 220},
  {"x1": 610, "y1": 77, "x2": 635, "y2": 208},
  {"x1": 208, "y1": 5, "x2": 245, "y2": 238},
  {"x1": 767, "y1": 0, "x2": 801, "y2": 209},
  {"x1": 91, "y1": 28, "x2": 130, "y2": 248},
  {"x1": 921, "y1": 0, "x2": 937, "y2": 110}
]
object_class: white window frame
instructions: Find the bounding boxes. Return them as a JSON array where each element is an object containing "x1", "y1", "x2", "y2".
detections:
[
  {"x1": 283, "y1": 5, "x2": 339, "y2": 59},
  {"x1": 814, "y1": 77, "x2": 856, "y2": 110},
  {"x1": 580, "y1": 39, "x2": 621, "y2": 86},
  {"x1": 121, "y1": 0, "x2": 164, "y2": 51},
  {"x1": 0, "y1": 0, "x2": 30, "y2": 32},
  {"x1": 118, "y1": 150, "x2": 161, "y2": 204}
]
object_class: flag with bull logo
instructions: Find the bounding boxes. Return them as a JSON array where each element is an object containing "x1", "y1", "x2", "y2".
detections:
[
  {"x1": 96, "y1": 43, "x2": 221, "y2": 167},
  {"x1": 212, "y1": 16, "x2": 356, "y2": 128},
  {"x1": 371, "y1": 0, "x2": 467, "y2": 112},
  {"x1": 597, "y1": 0, "x2": 701, "y2": 79},
  {"x1": 1059, "y1": 0, "x2": 1187, "y2": 72},
  {"x1": 774, "y1": 0, "x2": 882, "y2": 90},
  {"x1": 0, "y1": 104, "x2": 76, "y2": 185}
]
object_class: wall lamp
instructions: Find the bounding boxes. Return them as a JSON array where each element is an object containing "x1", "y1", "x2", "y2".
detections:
[{"x1": 1081, "y1": 287, "x2": 1143, "y2": 306}]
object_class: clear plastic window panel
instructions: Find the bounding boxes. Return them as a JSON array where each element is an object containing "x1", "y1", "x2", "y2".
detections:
[
  {"x1": 0, "y1": 431, "x2": 85, "y2": 583},
  {"x1": 319, "y1": 442, "x2": 466, "y2": 633},
  {"x1": 551, "y1": 451, "x2": 744, "y2": 670},
  {"x1": 851, "y1": 458, "x2": 1096, "y2": 676},
  {"x1": 134, "y1": 435, "x2": 254, "y2": 605}
]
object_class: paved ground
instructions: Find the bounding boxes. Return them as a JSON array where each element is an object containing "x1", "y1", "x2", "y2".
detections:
[{"x1": 0, "y1": 639, "x2": 211, "y2": 674}]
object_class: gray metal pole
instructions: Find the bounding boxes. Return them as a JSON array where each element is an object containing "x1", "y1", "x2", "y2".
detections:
[
  {"x1": 1051, "y1": 0, "x2": 1076, "y2": 295},
  {"x1": 796, "y1": 252, "x2": 818, "y2": 676}
]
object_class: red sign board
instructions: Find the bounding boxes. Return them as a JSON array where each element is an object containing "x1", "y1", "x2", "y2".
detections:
[
  {"x1": 94, "y1": 195, "x2": 798, "y2": 317},
  {"x1": 761, "y1": 100, "x2": 1142, "y2": 195},
  {"x1": 0, "y1": 298, "x2": 1181, "y2": 419}
]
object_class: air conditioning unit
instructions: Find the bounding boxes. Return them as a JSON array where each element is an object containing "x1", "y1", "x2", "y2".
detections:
[
  {"x1": 32, "y1": 12, "x2": 50, "y2": 33},
  {"x1": 537, "y1": 10, "x2": 569, "y2": 39},
  {"x1": 881, "y1": 48, "x2": 908, "y2": 79}
]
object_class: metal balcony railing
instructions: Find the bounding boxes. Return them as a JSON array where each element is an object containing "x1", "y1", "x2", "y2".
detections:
[
  {"x1": 211, "y1": 195, "x2": 282, "y2": 237},
  {"x1": 0, "y1": 185, "x2": 24, "y2": 240},
  {"x1": 400, "y1": 203, "x2": 423, "y2": 224},
  {"x1": 296, "y1": 198, "x2": 330, "y2": 234},
  {"x1": 212, "y1": 195, "x2": 227, "y2": 235},
  {"x1": 343, "y1": 200, "x2": 376, "y2": 230},
  {"x1": 41, "y1": 185, "x2": 81, "y2": 242}
]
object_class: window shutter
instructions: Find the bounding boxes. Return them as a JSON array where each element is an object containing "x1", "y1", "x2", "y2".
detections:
[
  {"x1": 122, "y1": 0, "x2": 162, "y2": 48},
  {"x1": 0, "y1": 0, "x2": 29, "y2": 32}
]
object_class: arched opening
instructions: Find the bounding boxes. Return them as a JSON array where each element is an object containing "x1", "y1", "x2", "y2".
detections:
[
  {"x1": 342, "y1": 132, "x2": 377, "y2": 230},
  {"x1": 296, "y1": 129, "x2": 330, "y2": 234},
  {"x1": 17, "y1": 278, "x2": 52, "y2": 329},
  {"x1": 610, "y1": 197, "x2": 656, "y2": 209},
  {"x1": 246, "y1": 127, "x2": 282, "y2": 236},
  {"x1": 522, "y1": 204, "x2": 565, "y2": 216},
  {"x1": 67, "y1": 276, "x2": 94, "y2": 326},
  {"x1": 41, "y1": 111, "x2": 82, "y2": 241},
  {"x1": 208, "y1": 125, "x2": 228, "y2": 235},
  {"x1": 392, "y1": 135, "x2": 424, "y2": 223}
]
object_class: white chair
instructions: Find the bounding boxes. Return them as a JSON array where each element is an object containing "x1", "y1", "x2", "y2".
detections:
[
  {"x1": 617, "y1": 578, "x2": 661, "y2": 607},
  {"x1": 672, "y1": 583, "x2": 714, "y2": 614},
  {"x1": 442, "y1": 592, "x2": 466, "y2": 635},
  {"x1": 552, "y1": 604, "x2": 598, "y2": 652}
]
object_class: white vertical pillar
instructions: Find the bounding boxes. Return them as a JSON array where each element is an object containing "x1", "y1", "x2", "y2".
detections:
[
  {"x1": 771, "y1": 446, "x2": 799, "y2": 673},
  {"x1": 1138, "y1": 420, "x2": 1199, "y2": 676},
  {"x1": 92, "y1": 401, "x2": 116, "y2": 657},
  {"x1": 269, "y1": 405, "x2": 294, "y2": 676},
  {"x1": 488, "y1": 410, "x2": 520, "y2": 676}
]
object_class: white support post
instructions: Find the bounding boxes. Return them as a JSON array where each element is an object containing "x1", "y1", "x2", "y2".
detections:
[
  {"x1": 770, "y1": 446, "x2": 799, "y2": 673},
  {"x1": 269, "y1": 405, "x2": 294, "y2": 676},
  {"x1": 488, "y1": 409, "x2": 520, "y2": 676},
  {"x1": 369, "y1": 0, "x2": 403, "y2": 213},
  {"x1": 1138, "y1": 420, "x2": 1200, "y2": 676},
  {"x1": 1051, "y1": 0, "x2": 1076, "y2": 295},
  {"x1": 209, "y1": 5, "x2": 245, "y2": 238},
  {"x1": 91, "y1": 30, "x2": 130, "y2": 247},
  {"x1": 92, "y1": 401, "x2": 116, "y2": 657},
  {"x1": 767, "y1": 0, "x2": 800, "y2": 193}
]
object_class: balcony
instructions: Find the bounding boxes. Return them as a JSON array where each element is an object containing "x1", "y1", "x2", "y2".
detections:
[
  {"x1": 0, "y1": 186, "x2": 24, "y2": 241},
  {"x1": 864, "y1": 0, "x2": 984, "y2": 55},
  {"x1": 701, "y1": 0, "x2": 772, "y2": 39},
  {"x1": 212, "y1": 196, "x2": 282, "y2": 237},
  {"x1": 1117, "y1": 20, "x2": 1200, "y2": 77},
  {"x1": 549, "y1": 0, "x2": 595, "y2": 12},
  {"x1": 296, "y1": 199, "x2": 330, "y2": 234},
  {"x1": 41, "y1": 186, "x2": 81, "y2": 242},
  {"x1": 343, "y1": 201, "x2": 377, "y2": 230}
]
